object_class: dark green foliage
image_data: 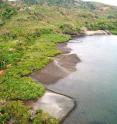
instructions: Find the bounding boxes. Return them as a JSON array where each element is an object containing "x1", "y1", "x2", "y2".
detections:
[
  {"x1": 2, "y1": 7, "x2": 17, "y2": 19},
  {"x1": 0, "y1": 3, "x2": 17, "y2": 20}
]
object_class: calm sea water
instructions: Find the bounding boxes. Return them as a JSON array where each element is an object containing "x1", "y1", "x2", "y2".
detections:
[{"x1": 47, "y1": 35, "x2": 117, "y2": 124}]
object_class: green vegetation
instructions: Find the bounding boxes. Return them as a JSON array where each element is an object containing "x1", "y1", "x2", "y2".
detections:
[
  {"x1": 0, "y1": 3, "x2": 17, "y2": 26},
  {"x1": 32, "y1": 110, "x2": 59, "y2": 124},
  {"x1": 0, "y1": 101, "x2": 30, "y2": 124},
  {"x1": 86, "y1": 19, "x2": 117, "y2": 34},
  {"x1": 0, "y1": 1, "x2": 117, "y2": 124},
  {"x1": 24, "y1": 0, "x2": 76, "y2": 7},
  {"x1": 0, "y1": 101, "x2": 58, "y2": 124},
  {"x1": 0, "y1": 33, "x2": 70, "y2": 101}
]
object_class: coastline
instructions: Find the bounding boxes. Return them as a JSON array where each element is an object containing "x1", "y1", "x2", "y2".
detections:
[
  {"x1": 30, "y1": 42, "x2": 81, "y2": 84},
  {"x1": 29, "y1": 30, "x2": 111, "y2": 122},
  {"x1": 26, "y1": 89, "x2": 77, "y2": 123},
  {"x1": 29, "y1": 35, "x2": 80, "y2": 122},
  {"x1": 0, "y1": 1, "x2": 116, "y2": 123},
  {"x1": 30, "y1": 30, "x2": 111, "y2": 84}
]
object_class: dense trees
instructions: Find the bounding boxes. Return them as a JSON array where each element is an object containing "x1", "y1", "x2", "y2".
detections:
[{"x1": 23, "y1": 0, "x2": 76, "y2": 7}]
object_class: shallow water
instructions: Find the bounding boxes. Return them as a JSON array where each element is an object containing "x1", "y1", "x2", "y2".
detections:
[{"x1": 46, "y1": 35, "x2": 117, "y2": 124}]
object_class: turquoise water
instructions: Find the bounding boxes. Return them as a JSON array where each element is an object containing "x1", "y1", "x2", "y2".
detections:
[{"x1": 47, "y1": 35, "x2": 117, "y2": 124}]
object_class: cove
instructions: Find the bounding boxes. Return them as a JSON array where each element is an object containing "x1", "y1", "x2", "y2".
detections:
[{"x1": 46, "y1": 35, "x2": 117, "y2": 124}]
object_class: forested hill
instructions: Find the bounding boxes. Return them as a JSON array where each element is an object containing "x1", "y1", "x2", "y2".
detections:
[
  {"x1": 22, "y1": 0, "x2": 78, "y2": 7},
  {"x1": 0, "y1": 0, "x2": 117, "y2": 34},
  {"x1": 12, "y1": 0, "x2": 117, "y2": 17},
  {"x1": 23, "y1": 0, "x2": 117, "y2": 10}
]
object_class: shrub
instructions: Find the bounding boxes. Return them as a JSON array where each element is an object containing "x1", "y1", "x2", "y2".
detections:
[
  {"x1": 0, "y1": 102, "x2": 59, "y2": 124},
  {"x1": 2, "y1": 7, "x2": 17, "y2": 19},
  {"x1": 0, "y1": 77, "x2": 45, "y2": 100},
  {"x1": 59, "y1": 23, "x2": 77, "y2": 35},
  {"x1": 40, "y1": 28, "x2": 53, "y2": 34},
  {"x1": 0, "y1": 47, "x2": 23, "y2": 70},
  {"x1": 0, "y1": 101, "x2": 30, "y2": 124},
  {"x1": 32, "y1": 110, "x2": 59, "y2": 124}
]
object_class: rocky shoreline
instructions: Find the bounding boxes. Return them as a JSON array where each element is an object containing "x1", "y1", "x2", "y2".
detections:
[
  {"x1": 30, "y1": 31, "x2": 111, "y2": 122},
  {"x1": 27, "y1": 90, "x2": 76, "y2": 123},
  {"x1": 29, "y1": 40, "x2": 80, "y2": 121},
  {"x1": 30, "y1": 42, "x2": 81, "y2": 84}
]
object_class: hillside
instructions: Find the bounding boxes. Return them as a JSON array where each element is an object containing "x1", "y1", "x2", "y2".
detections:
[
  {"x1": 0, "y1": 1, "x2": 117, "y2": 124},
  {"x1": 5, "y1": 0, "x2": 117, "y2": 19},
  {"x1": 22, "y1": 0, "x2": 78, "y2": 7}
]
